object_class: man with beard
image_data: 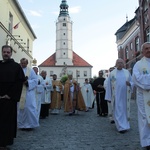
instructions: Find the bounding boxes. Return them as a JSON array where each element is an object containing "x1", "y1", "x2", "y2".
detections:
[
  {"x1": 93, "y1": 70, "x2": 108, "y2": 116},
  {"x1": 0, "y1": 45, "x2": 25, "y2": 149}
]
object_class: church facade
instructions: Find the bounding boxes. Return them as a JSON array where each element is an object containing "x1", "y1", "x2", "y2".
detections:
[{"x1": 38, "y1": 0, "x2": 92, "y2": 86}]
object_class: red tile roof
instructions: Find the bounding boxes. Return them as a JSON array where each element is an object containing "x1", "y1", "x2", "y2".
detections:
[{"x1": 38, "y1": 51, "x2": 92, "y2": 67}]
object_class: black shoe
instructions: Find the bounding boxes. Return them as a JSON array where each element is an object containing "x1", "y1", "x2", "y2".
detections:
[
  {"x1": 103, "y1": 113, "x2": 108, "y2": 117},
  {"x1": 145, "y1": 146, "x2": 150, "y2": 150},
  {"x1": 20, "y1": 128, "x2": 33, "y2": 131},
  {"x1": 110, "y1": 120, "x2": 115, "y2": 124},
  {"x1": 119, "y1": 130, "x2": 127, "y2": 134},
  {"x1": 20, "y1": 128, "x2": 26, "y2": 131},
  {"x1": 40, "y1": 116, "x2": 46, "y2": 119},
  {"x1": 26, "y1": 128, "x2": 34, "y2": 131},
  {"x1": 99, "y1": 113, "x2": 102, "y2": 116}
]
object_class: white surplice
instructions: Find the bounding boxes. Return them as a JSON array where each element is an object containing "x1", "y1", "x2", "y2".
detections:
[
  {"x1": 104, "y1": 77, "x2": 113, "y2": 121},
  {"x1": 81, "y1": 83, "x2": 95, "y2": 109},
  {"x1": 41, "y1": 77, "x2": 52, "y2": 104},
  {"x1": 18, "y1": 68, "x2": 39, "y2": 128},
  {"x1": 132, "y1": 57, "x2": 150, "y2": 147},
  {"x1": 35, "y1": 75, "x2": 44, "y2": 119},
  {"x1": 105, "y1": 68, "x2": 133, "y2": 131}
]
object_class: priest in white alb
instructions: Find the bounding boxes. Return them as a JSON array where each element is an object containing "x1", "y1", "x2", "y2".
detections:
[
  {"x1": 105, "y1": 58, "x2": 133, "y2": 134},
  {"x1": 132, "y1": 42, "x2": 150, "y2": 150},
  {"x1": 18, "y1": 58, "x2": 39, "y2": 131},
  {"x1": 81, "y1": 78, "x2": 95, "y2": 111}
]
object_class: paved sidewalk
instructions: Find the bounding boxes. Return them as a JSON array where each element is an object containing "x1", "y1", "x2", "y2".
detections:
[{"x1": 10, "y1": 100, "x2": 143, "y2": 150}]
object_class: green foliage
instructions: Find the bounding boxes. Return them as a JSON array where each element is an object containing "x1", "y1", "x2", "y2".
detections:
[
  {"x1": 60, "y1": 75, "x2": 68, "y2": 84},
  {"x1": 93, "y1": 75, "x2": 97, "y2": 80}
]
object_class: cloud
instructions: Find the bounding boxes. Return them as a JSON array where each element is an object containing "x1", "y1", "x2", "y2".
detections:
[
  {"x1": 69, "y1": 6, "x2": 81, "y2": 14},
  {"x1": 28, "y1": 10, "x2": 42, "y2": 17}
]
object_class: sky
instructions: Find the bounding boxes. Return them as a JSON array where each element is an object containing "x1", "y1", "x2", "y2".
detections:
[{"x1": 18, "y1": 0, "x2": 139, "y2": 77}]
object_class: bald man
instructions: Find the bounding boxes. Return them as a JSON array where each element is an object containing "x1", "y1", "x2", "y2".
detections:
[
  {"x1": 105, "y1": 58, "x2": 133, "y2": 134},
  {"x1": 132, "y1": 42, "x2": 150, "y2": 149}
]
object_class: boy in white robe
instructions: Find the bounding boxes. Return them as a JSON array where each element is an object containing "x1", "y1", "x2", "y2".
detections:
[
  {"x1": 33, "y1": 67, "x2": 44, "y2": 120},
  {"x1": 40, "y1": 70, "x2": 52, "y2": 119},
  {"x1": 104, "y1": 67, "x2": 115, "y2": 124},
  {"x1": 81, "y1": 79, "x2": 95, "y2": 111}
]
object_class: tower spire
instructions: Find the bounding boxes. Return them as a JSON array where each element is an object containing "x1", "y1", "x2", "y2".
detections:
[{"x1": 59, "y1": 0, "x2": 69, "y2": 17}]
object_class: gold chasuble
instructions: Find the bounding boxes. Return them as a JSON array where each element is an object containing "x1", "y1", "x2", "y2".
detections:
[
  {"x1": 110, "y1": 69, "x2": 131, "y2": 120},
  {"x1": 19, "y1": 67, "x2": 31, "y2": 109},
  {"x1": 51, "y1": 80, "x2": 63, "y2": 109},
  {"x1": 64, "y1": 79, "x2": 86, "y2": 112},
  {"x1": 138, "y1": 57, "x2": 150, "y2": 125}
]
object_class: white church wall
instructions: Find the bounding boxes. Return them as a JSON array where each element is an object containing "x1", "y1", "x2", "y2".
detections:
[{"x1": 39, "y1": 66, "x2": 92, "y2": 86}]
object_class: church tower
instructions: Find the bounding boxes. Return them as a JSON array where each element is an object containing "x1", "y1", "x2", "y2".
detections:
[{"x1": 55, "y1": 0, "x2": 73, "y2": 65}]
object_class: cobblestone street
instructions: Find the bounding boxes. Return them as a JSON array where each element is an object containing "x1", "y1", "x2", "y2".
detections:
[{"x1": 10, "y1": 100, "x2": 143, "y2": 150}]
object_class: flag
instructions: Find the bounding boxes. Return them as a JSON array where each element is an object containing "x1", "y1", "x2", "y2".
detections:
[{"x1": 13, "y1": 22, "x2": 20, "y2": 29}]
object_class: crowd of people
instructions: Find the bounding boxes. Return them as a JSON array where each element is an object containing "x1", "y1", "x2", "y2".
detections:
[{"x1": 0, "y1": 42, "x2": 150, "y2": 150}]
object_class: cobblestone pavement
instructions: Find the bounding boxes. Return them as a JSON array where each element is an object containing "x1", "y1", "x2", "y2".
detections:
[{"x1": 9, "y1": 100, "x2": 144, "y2": 150}]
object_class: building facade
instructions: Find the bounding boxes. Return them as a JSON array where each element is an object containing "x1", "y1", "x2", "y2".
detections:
[
  {"x1": 136, "y1": 0, "x2": 150, "y2": 44},
  {"x1": 115, "y1": 0, "x2": 150, "y2": 73},
  {"x1": 0, "y1": 0, "x2": 36, "y2": 66},
  {"x1": 39, "y1": 0, "x2": 92, "y2": 86}
]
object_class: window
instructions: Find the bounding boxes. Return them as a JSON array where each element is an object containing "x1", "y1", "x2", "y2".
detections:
[
  {"x1": 125, "y1": 46, "x2": 129, "y2": 59},
  {"x1": 76, "y1": 70, "x2": 80, "y2": 77},
  {"x1": 84, "y1": 71, "x2": 87, "y2": 77},
  {"x1": 27, "y1": 38, "x2": 29, "y2": 52},
  {"x1": 143, "y1": 1, "x2": 148, "y2": 11},
  {"x1": 135, "y1": 37, "x2": 140, "y2": 51},
  {"x1": 50, "y1": 71, "x2": 53, "y2": 76},
  {"x1": 64, "y1": 33, "x2": 65, "y2": 35},
  {"x1": 9, "y1": 12, "x2": 13, "y2": 34},
  {"x1": 130, "y1": 42, "x2": 133, "y2": 50},
  {"x1": 63, "y1": 23, "x2": 66, "y2": 26},
  {"x1": 63, "y1": 42, "x2": 65, "y2": 45},
  {"x1": 146, "y1": 27, "x2": 150, "y2": 42}
]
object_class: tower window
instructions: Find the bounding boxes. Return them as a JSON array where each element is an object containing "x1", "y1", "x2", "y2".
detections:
[
  {"x1": 50, "y1": 71, "x2": 53, "y2": 76},
  {"x1": 63, "y1": 23, "x2": 66, "y2": 26},
  {"x1": 64, "y1": 53, "x2": 65, "y2": 55},
  {"x1": 84, "y1": 71, "x2": 87, "y2": 77},
  {"x1": 64, "y1": 18, "x2": 65, "y2": 21},
  {"x1": 63, "y1": 42, "x2": 65, "y2": 45},
  {"x1": 64, "y1": 33, "x2": 65, "y2": 35}
]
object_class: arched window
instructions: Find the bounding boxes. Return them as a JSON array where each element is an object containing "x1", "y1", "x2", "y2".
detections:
[
  {"x1": 135, "y1": 37, "x2": 140, "y2": 51},
  {"x1": 146, "y1": 27, "x2": 150, "y2": 42},
  {"x1": 125, "y1": 46, "x2": 129, "y2": 59}
]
